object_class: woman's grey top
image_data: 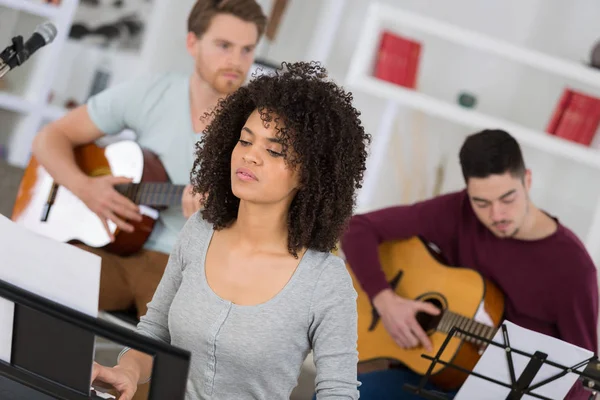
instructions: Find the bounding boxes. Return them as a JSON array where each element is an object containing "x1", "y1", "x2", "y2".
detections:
[{"x1": 119, "y1": 212, "x2": 360, "y2": 399}]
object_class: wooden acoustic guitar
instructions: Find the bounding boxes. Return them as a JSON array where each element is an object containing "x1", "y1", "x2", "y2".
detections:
[
  {"x1": 346, "y1": 236, "x2": 505, "y2": 391},
  {"x1": 11, "y1": 140, "x2": 186, "y2": 256}
]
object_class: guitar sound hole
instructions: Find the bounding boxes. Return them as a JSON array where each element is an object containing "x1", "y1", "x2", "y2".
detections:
[{"x1": 415, "y1": 298, "x2": 444, "y2": 335}]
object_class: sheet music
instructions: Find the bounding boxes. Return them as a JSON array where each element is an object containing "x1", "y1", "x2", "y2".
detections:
[
  {"x1": 0, "y1": 214, "x2": 101, "y2": 362},
  {"x1": 455, "y1": 320, "x2": 594, "y2": 399}
]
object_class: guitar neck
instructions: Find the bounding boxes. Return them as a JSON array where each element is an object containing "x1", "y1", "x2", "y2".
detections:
[
  {"x1": 438, "y1": 310, "x2": 497, "y2": 344},
  {"x1": 116, "y1": 183, "x2": 187, "y2": 207}
]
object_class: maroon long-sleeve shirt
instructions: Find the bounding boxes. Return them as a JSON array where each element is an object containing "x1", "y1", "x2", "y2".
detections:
[{"x1": 342, "y1": 190, "x2": 598, "y2": 399}]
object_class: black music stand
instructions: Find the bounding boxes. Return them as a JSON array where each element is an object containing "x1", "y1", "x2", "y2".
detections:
[
  {"x1": 0, "y1": 278, "x2": 191, "y2": 400},
  {"x1": 403, "y1": 324, "x2": 598, "y2": 400}
]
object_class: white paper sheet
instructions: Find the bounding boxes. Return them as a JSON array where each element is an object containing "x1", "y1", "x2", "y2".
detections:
[
  {"x1": 0, "y1": 214, "x2": 101, "y2": 362},
  {"x1": 455, "y1": 320, "x2": 594, "y2": 400}
]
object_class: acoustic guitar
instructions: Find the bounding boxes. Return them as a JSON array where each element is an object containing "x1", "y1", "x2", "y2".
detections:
[
  {"x1": 11, "y1": 140, "x2": 186, "y2": 256},
  {"x1": 346, "y1": 236, "x2": 505, "y2": 391}
]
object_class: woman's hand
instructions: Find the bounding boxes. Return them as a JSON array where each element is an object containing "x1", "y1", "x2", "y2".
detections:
[{"x1": 91, "y1": 361, "x2": 139, "y2": 400}]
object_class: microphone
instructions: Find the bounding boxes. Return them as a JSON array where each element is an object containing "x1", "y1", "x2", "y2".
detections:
[{"x1": 0, "y1": 22, "x2": 58, "y2": 79}]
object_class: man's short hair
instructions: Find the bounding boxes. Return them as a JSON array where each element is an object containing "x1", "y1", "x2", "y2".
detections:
[
  {"x1": 459, "y1": 129, "x2": 526, "y2": 182},
  {"x1": 187, "y1": 0, "x2": 267, "y2": 40}
]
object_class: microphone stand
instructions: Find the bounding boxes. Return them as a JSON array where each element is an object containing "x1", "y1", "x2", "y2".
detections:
[{"x1": 0, "y1": 35, "x2": 25, "y2": 78}]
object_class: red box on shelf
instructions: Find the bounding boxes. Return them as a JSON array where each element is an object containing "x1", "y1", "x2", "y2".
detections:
[
  {"x1": 374, "y1": 31, "x2": 422, "y2": 89},
  {"x1": 546, "y1": 88, "x2": 600, "y2": 146}
]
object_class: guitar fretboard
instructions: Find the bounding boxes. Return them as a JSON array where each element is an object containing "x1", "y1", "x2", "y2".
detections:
[
  {"x1": 115, "y1": 183, "x2": 186, "y2": 207},
  {"x1": 438, "y1": 310, "x2": 497, "y2": 345}
]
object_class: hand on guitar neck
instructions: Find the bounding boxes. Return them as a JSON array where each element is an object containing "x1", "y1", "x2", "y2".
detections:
[
  {"x1": 15, "y1": 138, "x2": 197, "y2": 255},
  {"x1": 372, "y1": 288, "x2": 440, "y2": 352},
  {"x1": 74, "y1": 175, "x2": 143, "y2": 241}
]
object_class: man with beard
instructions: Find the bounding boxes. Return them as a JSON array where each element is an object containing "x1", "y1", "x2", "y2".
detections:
[
  {"x1": 31, "y1": 0, "x2": 267, "y2": 320},
  {"x1": 342, "y1": 129, "x2": 598, "y2": 400}
]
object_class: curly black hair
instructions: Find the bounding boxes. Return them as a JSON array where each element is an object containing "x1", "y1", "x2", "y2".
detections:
[{"x1": 190, "y1": 61, "x2": 371, "y2": 257}]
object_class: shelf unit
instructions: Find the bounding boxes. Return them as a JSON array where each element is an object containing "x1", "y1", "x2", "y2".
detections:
[
  {"x1": 352, "y1": 76, "x2": 600, "y2": 169},
  {"x1": 346, "y1": 2, "x2": 600, "y2": 264},
  {"x1": 0, "y1": 0, "x2": 78, "y2": 167},
  {"x1": 0, "y1": 92, "x2": 34, "y2": 115}
]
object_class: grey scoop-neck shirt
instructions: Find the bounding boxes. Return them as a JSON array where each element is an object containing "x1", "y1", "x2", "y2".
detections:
[{"x1": 120, "y1": 212, "x2": 360, "y2": 399}]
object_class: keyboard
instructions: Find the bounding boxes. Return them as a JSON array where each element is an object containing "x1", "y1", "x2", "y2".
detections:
[
  {"x1": 91, "y1": 387, "x2": 117, "y2": 399},
  {"x1": 0, "y1": 375, "x2": 115, "y2": 399}
]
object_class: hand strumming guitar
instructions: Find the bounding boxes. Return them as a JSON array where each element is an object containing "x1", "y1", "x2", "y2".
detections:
[
  {"x1": 75, "y1": 175, "x2": 142, "y2": 241},
  {"x1": 182, "y1": 184, "x2": 205, "y2": 218},
  {"x1": 372, "y1": 289, "x2": 440, "y2": 352}
]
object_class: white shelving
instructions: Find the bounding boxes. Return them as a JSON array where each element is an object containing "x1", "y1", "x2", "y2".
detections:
[
  {"x1": 351, "y1": 75, "x2": 600, "y2": 169},
  {"x1": 0, "y1": 0, "x2": 79, "y2": 167},
  {"x1": 347, "y1": 2, "x2": 600, "y2": 264},
  {"x1": 348, "y1": 3, "x2": 600, "y2": 89},
  {"x1": 0, "y1": 92, "x2": 34, "y2": 115}
]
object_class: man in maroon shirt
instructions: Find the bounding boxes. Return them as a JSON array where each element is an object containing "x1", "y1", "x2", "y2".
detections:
[{"x1": 343, "y1": 129, "x2": 599, "y2": 399}]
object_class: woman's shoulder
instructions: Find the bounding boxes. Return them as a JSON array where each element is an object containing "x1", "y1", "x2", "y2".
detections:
[
  {"x1": 303, "y1": 250, "x2": 355, "y2": 292},
  {"x1": 303, "y1": 249, "x2": 344, "y2": 269},
  {"x1": 176, "y1": 211, "x2": 214, "y2": 248},
  {"x1": 183, "y1": 210, "x2": 212, "y2": 231},
  {"x1": 301, "y1": 250, "x2": 357, "y2": 317}
]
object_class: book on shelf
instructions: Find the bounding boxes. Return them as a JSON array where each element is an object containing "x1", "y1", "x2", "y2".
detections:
[
  {"x1": 546, "y1": 88, "x2": 600, "y2": 146},
  {"x1": 374, "y1": 31, "x2": 421, "y2": 89}
]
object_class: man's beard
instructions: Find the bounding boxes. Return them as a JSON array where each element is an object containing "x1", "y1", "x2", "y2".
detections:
[
  {"x1": 198, "y1": 64, "x2": 244, "y2": 95},
  {"x1": 499, "y1": 201, "x2": 529, "y2": 238}
]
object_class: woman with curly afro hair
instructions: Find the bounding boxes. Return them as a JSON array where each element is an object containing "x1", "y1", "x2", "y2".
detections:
[
  {"x1": 192, "y1": 62, "x2": 370, "y2": 257},
  {"x1": 95, "y1": 61, "x2": 371, "y2": 400}
]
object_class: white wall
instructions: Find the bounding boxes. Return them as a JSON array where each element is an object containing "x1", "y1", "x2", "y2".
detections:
[{"x1": 136, "y1": 0, "x2": 195, "y2": 76}]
